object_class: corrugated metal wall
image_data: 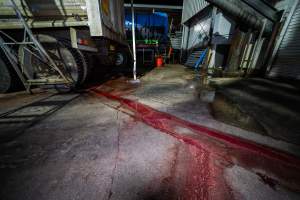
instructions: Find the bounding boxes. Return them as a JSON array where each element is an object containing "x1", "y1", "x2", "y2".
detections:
[
  {"x1": 181, "y1": 0, "x2": 211, "y2": 51},
  {"x1": 182, "y1": 0, "x2": 209, "y2": 23},
  {"x1": 187, "y1": 16, "x2": 211, "y2": 49},
  {"x1": 181, "y1": 25, "x2": 189, "y2": 50},
  {"x1": 269, "y1": 1, "x2": 300, "y2": 80}
]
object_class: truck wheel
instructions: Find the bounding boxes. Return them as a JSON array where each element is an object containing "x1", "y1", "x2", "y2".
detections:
[
  {"x1": 58, "y1": 45, "x2": 88, "y2": 86},
  {"x1": 115, "y1": 51, "x2": 128, "y2": 67},
  {"x1": 0, "y1": 50, "x2": 23, "y2": 93},
  {"x1": 18, "y1": 34, "x2": 88, "y2": 89},
  {"x1": 54, "y1": 46, "x2": 89, "y2": 92}
]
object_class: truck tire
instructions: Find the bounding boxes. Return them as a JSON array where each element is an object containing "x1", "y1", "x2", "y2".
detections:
[
  {"x1": 115, "y1": 51, "x2": 130, "y2": 68},
  {"x1": 18, "y1": 34, "x2": 88, "y2": 89},
  {"x1": 54, "y1": 46, "x2": 89, "y2": 92},
  {"x1": 58, "y1": 45, "x2": 88, "y2": 86},
  {"x1": 0, "y1": 50, "x2": 23, "y2": 93}
]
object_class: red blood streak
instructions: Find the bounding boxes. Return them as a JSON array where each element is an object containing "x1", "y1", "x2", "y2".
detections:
[{"x1": 90, "y1": 88, "x2": 300, "y2": 169}]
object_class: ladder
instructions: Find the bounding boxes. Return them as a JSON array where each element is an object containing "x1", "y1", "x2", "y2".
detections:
[{"x1": 0, "y1": 0, "x2": 72, "y2": 93}]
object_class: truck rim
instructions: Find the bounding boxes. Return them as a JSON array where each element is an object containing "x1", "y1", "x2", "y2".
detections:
[{"x1": 18, "y1": 34, "x2": 88, "y2": 89}]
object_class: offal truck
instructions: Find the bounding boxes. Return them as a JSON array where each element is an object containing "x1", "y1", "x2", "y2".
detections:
[{"x1": 0, "y1": 0, "x2": 129, "y2": 93}]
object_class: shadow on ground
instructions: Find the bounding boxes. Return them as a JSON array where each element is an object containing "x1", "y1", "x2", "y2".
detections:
[
  {"x1": 0, "y1": 94, "x2": 79, "y2": 143},
  {"x1": 211, "y1": 78, "x2": 300, "y2": 145}
]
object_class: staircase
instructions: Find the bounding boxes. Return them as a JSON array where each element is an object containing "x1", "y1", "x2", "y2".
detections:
[
  {"x1": 184, "y1": 48, "x2": 206, "y2": 68},
  {"x1": 170, "y1": 31, "x2": 182, "y2": 50}
]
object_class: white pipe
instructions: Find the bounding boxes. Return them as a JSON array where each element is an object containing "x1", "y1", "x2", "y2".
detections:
[
  {"x1": 206, "y1": 0, "x2": 272, "y2": 33},
  {"x1": 131, "y1": 0, "x2": 137, "y2": 81}
]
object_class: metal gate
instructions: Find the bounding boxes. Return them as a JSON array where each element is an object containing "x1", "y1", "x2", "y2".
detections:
[{"x1": 269, "y1": 1, "x2": 300, "y2": 80}]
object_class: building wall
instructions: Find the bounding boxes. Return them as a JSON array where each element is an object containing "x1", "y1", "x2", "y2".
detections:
[
  {"x1": 186, "y1": 15, "x2": 212, "y2": 50},
  {"x1": 211, "y1": 12, "x2": 235, "y2": 45},
  {"x1": 269, "y1": 0, "x2": 300, "y2": 80},
  {"x1": 181, "y1": 5, "x2": 236, "y2": 70},
  {"x1": 181, "y1": 0, "x2": 209, "y2": 23},
  {"x1": 181, "y1": 2, "x2": 213, "y2": 51}
]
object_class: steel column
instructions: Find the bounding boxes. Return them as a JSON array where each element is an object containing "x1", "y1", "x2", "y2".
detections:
[{"x1": 131, "y1": 0, "x2": 137, "y2": 81}]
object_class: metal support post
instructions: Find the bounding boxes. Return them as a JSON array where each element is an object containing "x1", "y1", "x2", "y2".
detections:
[
  {"x1": 246, "y1": 19, "x2": 267, "y2": 74},
  {"x1": 131, "y1": 0, "x2": 139, "y2": 83}
]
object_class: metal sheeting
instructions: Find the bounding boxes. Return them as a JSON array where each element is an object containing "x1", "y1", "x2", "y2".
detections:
[
  {"x1": 181, "y1": 25, "x2": 189, "y2": 50},
  {"x1": 0, "y1": 0, "x2": 88, "y2": 29},
  {"x1": 170, "y1": 31, "x2": 182, "y2": 50},
  {"x1": 269, "y1": 1, "x2": 300, "y2": 80},
  {"x1": 187, "y1": 15, "x2": 211, "y2": 50},
  {"x1": 181, "y1": 0, "x2": 209, "y2": 23},
  {"x1": 0, "y1": 0, "x2": 125, "y2": 42},
  {"x1": 0, "y1": 0, "x2": 86, "y2": 18}
]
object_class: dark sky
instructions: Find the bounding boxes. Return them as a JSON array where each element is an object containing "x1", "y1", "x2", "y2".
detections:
[{"x1": 124, "y1": 0, "x2": 183, "y2": 6}]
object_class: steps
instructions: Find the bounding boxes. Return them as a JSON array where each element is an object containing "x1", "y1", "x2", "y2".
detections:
[
  {"x1": 170, "y1": 31, "x2": 182, "y2": 50},
  {"x1": 184, "y1": 48, "x2": 205, "y2": 68}
]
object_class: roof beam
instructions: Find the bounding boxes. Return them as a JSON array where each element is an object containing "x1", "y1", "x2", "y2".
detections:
[{"x1": 124, "y1": 3, "x2": 182, "y2": 10}]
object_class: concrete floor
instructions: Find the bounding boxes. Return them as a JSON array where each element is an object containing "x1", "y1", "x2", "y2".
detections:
[
  {"x1": 103, "y1": 65, "x2": 300, "y2": 156},
  {"x1": 1, "y1": 65, "x2": 300, "y2": 200},
  {"x1": 211, "y1": 78, "x2": 300, "y2": 146}
]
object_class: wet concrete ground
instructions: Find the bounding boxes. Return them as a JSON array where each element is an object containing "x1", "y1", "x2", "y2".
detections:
[
  {"x1": 100, "y1": 65, "x2": 300, "y2": 157},
  {"x1": 0, "y1": 88, "x2": 54, "y2": 115},
  {"x1": 211, "y1": 78, "x2": 300, "y2": 146},
  {"x1": 1, "y1": 64, "x2": 300, "y2": 200}
]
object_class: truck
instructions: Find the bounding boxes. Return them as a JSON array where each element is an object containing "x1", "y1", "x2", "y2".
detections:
[{"x1": 0, "y1": 0, "x2": 129, "y2": 93}]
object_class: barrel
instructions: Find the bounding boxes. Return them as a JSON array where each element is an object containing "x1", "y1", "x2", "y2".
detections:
[{"x1": 156, "y1": 56, "x2": 164, "y2": 68}]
